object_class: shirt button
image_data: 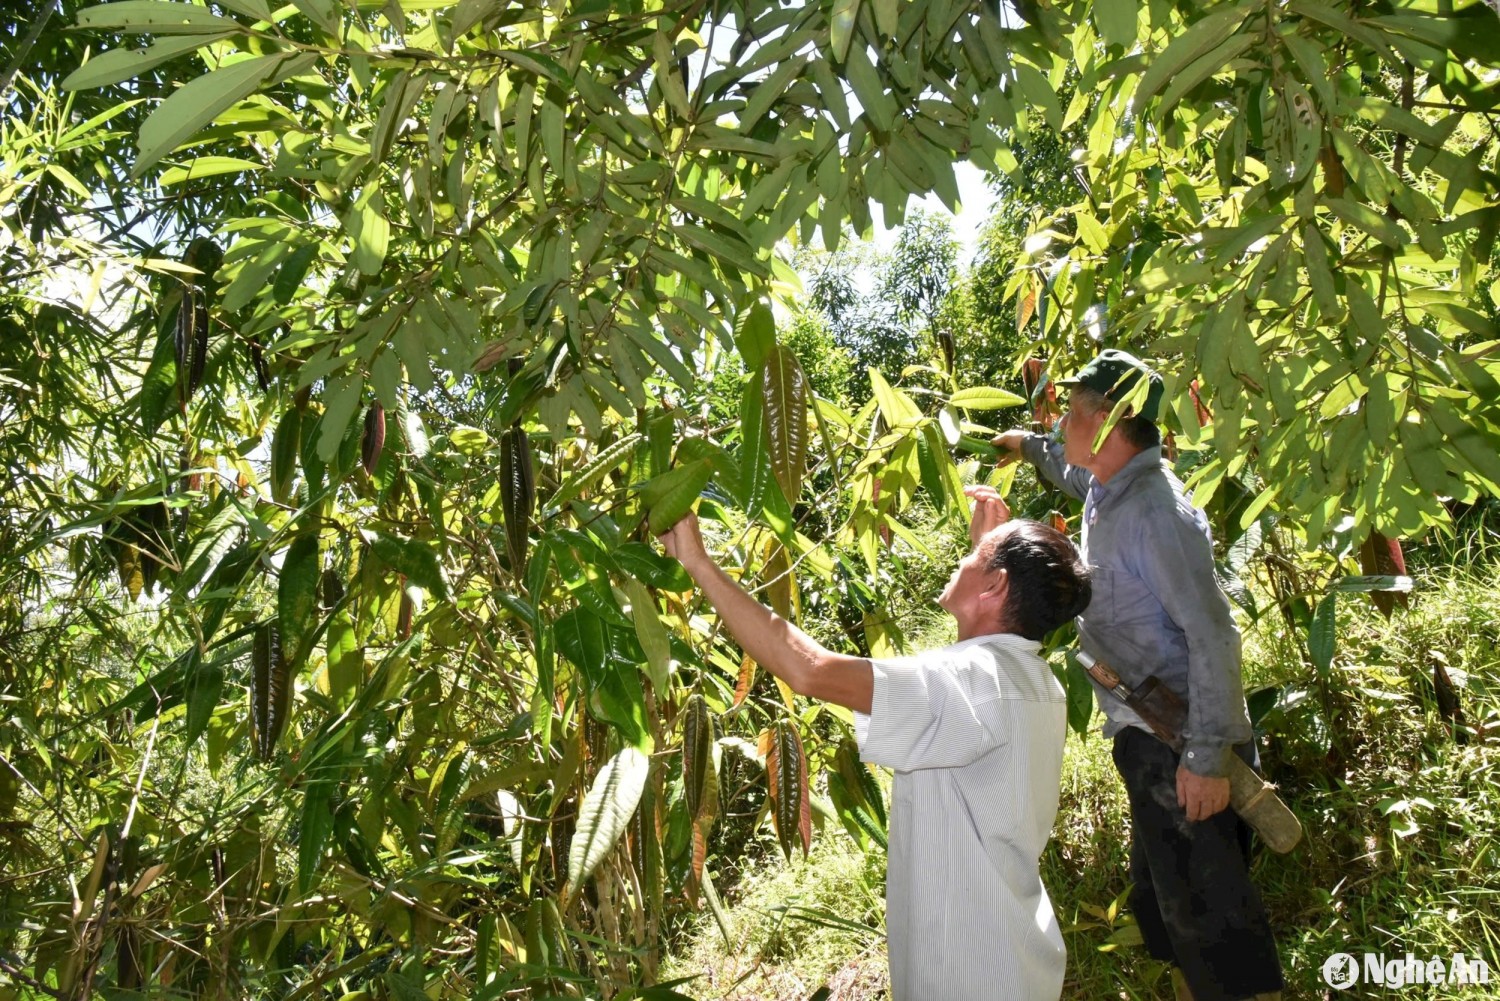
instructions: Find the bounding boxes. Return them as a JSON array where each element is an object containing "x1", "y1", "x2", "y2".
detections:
[{"x1": 1186, "y1": 752, "x2": 1195, "y2": 759}]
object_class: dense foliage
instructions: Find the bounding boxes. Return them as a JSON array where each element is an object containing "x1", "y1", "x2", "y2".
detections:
[{"x1": 1, "y1": 0, "x2": 1497, "y2": 998}]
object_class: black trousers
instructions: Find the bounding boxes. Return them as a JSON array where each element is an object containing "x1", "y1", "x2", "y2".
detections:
[{"x1": 1111, "y1": 728, "x2": 1284, "y2": 1001}]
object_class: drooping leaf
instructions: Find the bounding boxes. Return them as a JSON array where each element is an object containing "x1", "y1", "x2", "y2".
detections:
[
  {"x1": 566, "y1": 746, "x2": 650, "y2": 896},
  {"x1": 765, "y1": 718, "x2": 811, "y2": 861},
  {"x1": 298, "y1": 779, "x2": 335, "y2": 893},
  {"x1": 623, "y1": 578, "x2": 670, "y2": 693},
  {"x1": 270, "y1": 406, "x2": 302, "y2": 504},
  {"x1": 1307, "y1": 593, "x2": 1337, "y2": 678},
  {"x1": 761, "y1": 345, "x2": 809, "y2": 505},
  {"x1": 681, "y1": 694, "x2": 716, "y2": 823},
  {"x1": 500, "y1": 425, "x2": 535, "y2": 574},
  {"x1": 361, "y1": 402, "x2": 385, "y2": 475},
  {"x1": 278, "y1": 531, "x2": 321, "y2": 660},
  {"x1": 251, "y1": 621, "x2": 289, "y2": 760}
]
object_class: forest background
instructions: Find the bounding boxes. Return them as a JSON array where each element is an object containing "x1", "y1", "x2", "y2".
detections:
[{"x1": 2, "y1": 0, "x2": 1500, "y2": 998}]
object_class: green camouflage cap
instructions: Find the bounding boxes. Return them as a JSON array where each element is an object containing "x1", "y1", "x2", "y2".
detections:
[{"x1": 1057, "y1": 349, "x2": 1164, "y2": 423}]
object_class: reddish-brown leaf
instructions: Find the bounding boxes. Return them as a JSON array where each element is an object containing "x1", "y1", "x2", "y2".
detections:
[
  {"x1": 765, "y1": 719, "x2": 811, "y2": 860},
  {"x1": 732, "y1": 654, "x2": 757, "y2": 710}
]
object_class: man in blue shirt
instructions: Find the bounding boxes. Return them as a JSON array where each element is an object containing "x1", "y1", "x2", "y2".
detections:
[{"x1": 994, "y1": 350, "x2": 1283, "y2": 1001}]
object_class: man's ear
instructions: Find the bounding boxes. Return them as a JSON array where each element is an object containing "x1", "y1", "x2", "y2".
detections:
[{"x1": 981, "y1": 568, "x2": 1010, "y2": 606}]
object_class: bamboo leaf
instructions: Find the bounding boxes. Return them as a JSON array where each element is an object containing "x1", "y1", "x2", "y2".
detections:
[
  {"x1": 566, "y1": 746, "x2": 649, "y2": 896},
  {"x1": 829, "y1": 0, "x2": 859, "y2": 61},
  {"x1": 761, "y1": 345, "x2": 809, "y2": 505},
  {"x1": 63, "y1": 34, "x2": 231, "y2": 90},
  {"x1": 76, "y1": 1, "x2": 244, "y2": 33},
  {"x1": 136, "y1": 52, "x2": 292, "y2": 173},
  {"x1": 1132, "y1": 1, "x2": 1255, "y2": 114},
  {"x1": 270, "y1": 406, "x2": 302, "y2": 503}
]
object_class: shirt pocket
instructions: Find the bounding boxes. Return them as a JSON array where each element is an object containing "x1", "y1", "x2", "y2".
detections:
[{"x1": 1085, "y1": 565, "x2": 1158, "y2": 628}]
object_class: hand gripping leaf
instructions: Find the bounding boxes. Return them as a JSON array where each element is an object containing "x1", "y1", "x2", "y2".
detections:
[
  {"x1": 765, "y1": 718, "x2": 811, "y2": 861},
  {"x1": 639, "y1": 459, "x2": 714, "y2": 536}
]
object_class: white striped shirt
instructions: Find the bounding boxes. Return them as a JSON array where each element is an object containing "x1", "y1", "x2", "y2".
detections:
[{"x1": 854, "y1": 633, "x2": 1067, "y2": 1000}]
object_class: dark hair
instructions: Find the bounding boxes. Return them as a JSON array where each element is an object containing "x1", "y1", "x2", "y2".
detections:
[
  {"x1": 983, "y1": 521, "x2": 1092, "y2": 641},
  {"x1": 1071, "y1": 387, "x2": 1161, "y2": 449}
]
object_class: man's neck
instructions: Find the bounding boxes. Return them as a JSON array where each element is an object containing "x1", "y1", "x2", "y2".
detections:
[{"x1": 1085, "y1": 441, "x2": 1149, "y2": 485}]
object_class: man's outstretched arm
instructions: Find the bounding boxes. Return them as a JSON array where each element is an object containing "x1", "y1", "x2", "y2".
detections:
[{"x1": 659, "y1": 513, "x2": 873, "y2": 714}]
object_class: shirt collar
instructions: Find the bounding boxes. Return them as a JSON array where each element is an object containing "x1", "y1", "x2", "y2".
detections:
[{"x1": 947, "y1": 633, "x2": 1042, "y2": 655}]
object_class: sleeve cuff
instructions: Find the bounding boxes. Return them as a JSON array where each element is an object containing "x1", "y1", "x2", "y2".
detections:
[
  {"x1": 1181, "y1": 739, "x2": 1234, "y2": 778},
  {"x1": 1019, "y1": 432, "x2": 1048, "y2": 465}
]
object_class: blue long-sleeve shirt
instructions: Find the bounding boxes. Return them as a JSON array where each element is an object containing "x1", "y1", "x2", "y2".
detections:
[{"x1": 1021, "y1": 436, "x2": 1252, "y2": 777}]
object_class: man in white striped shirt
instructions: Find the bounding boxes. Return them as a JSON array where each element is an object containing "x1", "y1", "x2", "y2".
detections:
[{"x1": 659, "y1": 495, "x2": 1091, "y2": 999}]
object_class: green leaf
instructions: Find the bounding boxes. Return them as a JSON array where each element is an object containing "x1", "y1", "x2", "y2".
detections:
[
  {"x1": 158, "y1": 155, "x2": 264, "y2": 185},
  {"x1": 75, "y1": 1, "x2": 244, "y2": 33},
  {"x1": 639, "y1": 459, "x2": 714, "y2": 536},
  {"x1": 555, "y1": 607, "x2": 610, "y2": 687},
  {"x1": 346, "y1": 193, "x2": 390, "y2": 276},
  {"x1": 623, "y1": 579, "x2": 670, "y2": 693},
  {"x1": 278, "y1": 531, "x2": 321, "y2": 658},
  {"x1": 364, "y1": 530, "x2": 449, "y2": 600},
  {"x1": 63, "y1": 34, "x2": 231, "y2": 90},
  {"x1": 676, "y1": 224, "x2": 767, "y2": 278},
  {"x1": 325, "y1": 606, "x2": 361, "y2": 708},
  {"x1": 270, "y1": 407, "x2": 302, "y2": 503},
  {"x1": 829, "y1": 0, "x2": 859, "y2": 61},
  {"x1": 567, "y1": 746, "x2": 649, "y2": 895},
  {"x1": 135, "y1": 52, "x2": 292, "y2": 174},
  {"x1": 1061, "y1": 659, "x2": 1095, "y2": 737},
  {"x1": 1095, "y1": 0, "x2": 1138, "y2": 48},
  {"x1": 949, "y1": 386, "x2": 1026, "y2": 410},
  {"x1": 868, "y1": 367, "x2": 922, "y2": 427},
  {"x1": 137, "y1": 300, "x2": 180, "y2": 435},
  {"x1": 761, "y1": 346, "x2": 809, "y2": 505},
  {"x1": 549, "y1": 433, "x2": 642, "y2": 512},
  {"x1": 1013, "y1": 65, "x2": 1063, "y2": 132},
  {"x1": 1307, "y1": 593, "x2": 1336, "y2": 678},
  {"x1": 681, "y1": 694, "x2": 716, "y2": 823},
  {"x1": 184, "y1": 657, "x2": 224, "y2": 745},
  {"x1": 733, "y1": 302, "x2": 777, "y2": 370},
  {"x1": 298, "y1": 779, "x2": 336, "y2": 893},
  {"x1": 316, "y1": 372, "x2": 364, "y2": 463},
  {"x1": 1132, "y1": 1, "x2": 1254, "y2": 114}
]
